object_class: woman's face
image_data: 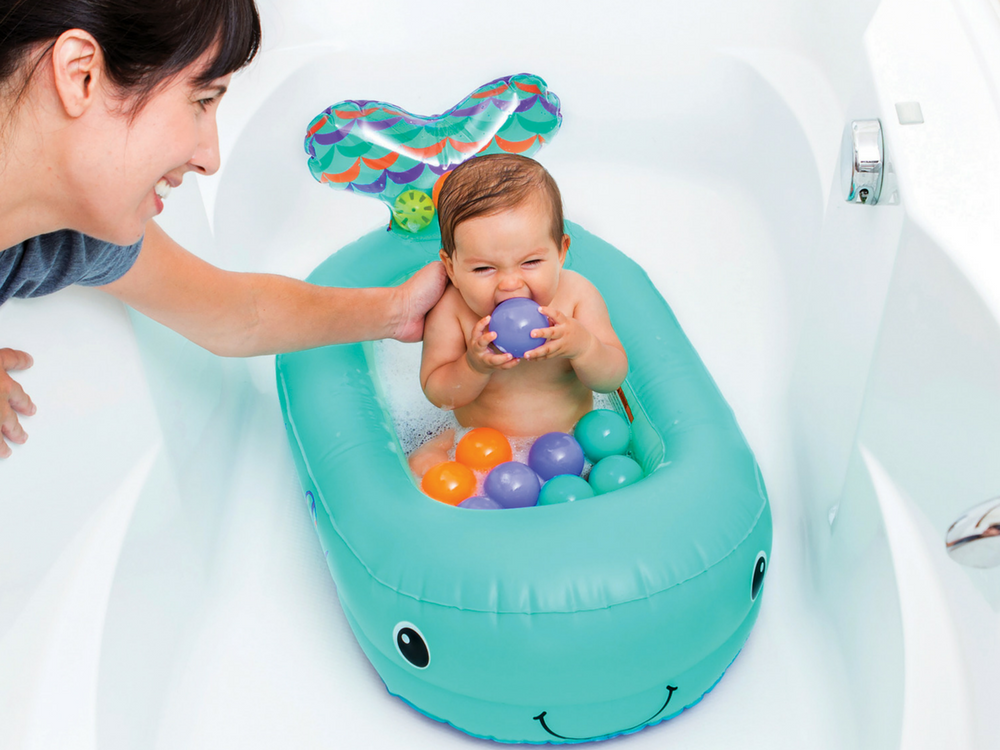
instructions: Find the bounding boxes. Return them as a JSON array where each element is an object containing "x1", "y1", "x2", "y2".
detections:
[{"x1": 66, "y1": 50, "x2": 231, "y2": 245}]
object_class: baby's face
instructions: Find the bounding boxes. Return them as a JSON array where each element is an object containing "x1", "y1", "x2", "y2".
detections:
[{"x1": 442, "y1": 193, "x2": 569, "y2": 319}]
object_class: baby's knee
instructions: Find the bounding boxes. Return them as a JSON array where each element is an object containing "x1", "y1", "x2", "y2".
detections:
[{"x1": 407, "y1": 429, "x2": 456, "y2": 478}]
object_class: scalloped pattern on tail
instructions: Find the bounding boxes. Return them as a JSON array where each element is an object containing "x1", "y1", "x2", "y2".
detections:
[{"x1": 304, "y1": 74, "x2": 562, "y2": 233}]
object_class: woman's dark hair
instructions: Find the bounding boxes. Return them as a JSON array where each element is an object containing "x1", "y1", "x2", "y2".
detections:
[{"x1": 0, "y1": 0, "x2": 261, "y2": 116}]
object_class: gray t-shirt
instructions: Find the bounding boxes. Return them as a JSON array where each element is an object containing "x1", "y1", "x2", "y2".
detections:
[{"x1": 0, "y1": 230, "x2": 143, "y2": 307}]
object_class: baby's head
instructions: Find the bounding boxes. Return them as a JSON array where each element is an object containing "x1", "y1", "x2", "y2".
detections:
[{"x1": 437, "y1": 154, "x2": 569, "y2": 317}]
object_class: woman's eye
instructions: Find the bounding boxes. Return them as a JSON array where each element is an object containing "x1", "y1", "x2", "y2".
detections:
[{"x1": 197, "y1": 96, "x2": 217, "y2": 110}]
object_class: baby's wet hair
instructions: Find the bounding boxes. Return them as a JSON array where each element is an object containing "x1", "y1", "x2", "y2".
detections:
[{"x1": 437, "y1": 154, "x2": 564, "y2": 258}]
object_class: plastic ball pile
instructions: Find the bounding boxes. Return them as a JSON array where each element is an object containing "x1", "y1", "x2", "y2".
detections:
[{"x1": 421, "y1": 409, "x2": 642, "y2": 508}]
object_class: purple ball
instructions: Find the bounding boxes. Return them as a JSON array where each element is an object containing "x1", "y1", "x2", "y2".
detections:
[
  {"x1": 458, "y1": 496, "x2": 504, "y2": 510},
  {"x1": 488, "y1": 298, "x2": 549, "y2": 359},
  {"x1": 483, "y1": 461, "x2": 541, "y2": 508},
  {"x1": 528, "y1": 432, "x2": 585, "y2": 481}
]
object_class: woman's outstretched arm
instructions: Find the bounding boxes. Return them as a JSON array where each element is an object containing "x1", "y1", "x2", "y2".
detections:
[{"x1": 100, "y1": 220, "x2": 447, "y2": 356}]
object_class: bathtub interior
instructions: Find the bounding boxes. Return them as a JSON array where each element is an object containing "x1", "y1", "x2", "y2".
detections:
[{"x1": 5, "y1": 0, "x2": 1000, "y2": 748}]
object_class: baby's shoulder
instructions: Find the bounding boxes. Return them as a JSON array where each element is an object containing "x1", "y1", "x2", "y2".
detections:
[
  {"x1": 558, "y1": 269, "x2": 604, "y2": 304},
  {"x1": 430, "y1": 283, "x2": 465, "y2": 315},
  {"x1": 425, "y1": 283, "x2": 471, "y2": 331}
]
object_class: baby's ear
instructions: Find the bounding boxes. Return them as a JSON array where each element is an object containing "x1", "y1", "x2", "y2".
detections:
[
  {"x1": 558, "y1": 234, "x2": 570, "y2": 265},
  {"x1": 439, "y1": 248, "x2": 456, "y2": 281}
]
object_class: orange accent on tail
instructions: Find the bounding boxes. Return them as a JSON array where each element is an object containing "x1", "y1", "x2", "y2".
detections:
[
  {"x1": 320, "y1": 158, "x2": 361, "y2": 183},
  {"x1": 616, "y1": 387, "x2": 634, "y2": 423},
  {"x1": 447, "y1": 137, "x2": 488, "y2": 154},
  {"x1": 306, "y1": 116, "x2": 328, "y2": 139},
  {"x1": 334, "y1": 107, "x2": 378, "y2": 119},
  {"x1": 513, "y1": 81, "x2": 544, "y2": 95},
  {"x1": 471, "y1": 82, "x2": 510, "y2": 99},
  {"x1": 362, "y1": 152, "x2": 400, "y2": 170},
  {"x1": 400, "y1": 139, "x2": 448, "y2": 159},
  {"x1": 493, "y1": 134, "x2": 539, "y2": 153}
]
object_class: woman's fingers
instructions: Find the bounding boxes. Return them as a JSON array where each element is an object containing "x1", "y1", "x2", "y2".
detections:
[
  {"x1": 0, "y1": 402, "x2": 29, "y2": 458},
  {"x1": 0, "y1": 348, "x2": 34, "y2": 371},
  {"x1": 5, "y1": 378, "x2": 36, "y2": 416},
  {"x1": 394, "y1": 262, "x2": 448, "y2": 342},
  {"x1": 0, "y1": 349, "x2": 35, "y2": 458},
  {"x1": 1, "y1": 411, "x2": 28, "y2": 444}
]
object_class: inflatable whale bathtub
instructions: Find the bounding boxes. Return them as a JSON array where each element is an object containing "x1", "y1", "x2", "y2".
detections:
[{"x1": 276, "y1": 75, "x2": 772, "y2": 743}]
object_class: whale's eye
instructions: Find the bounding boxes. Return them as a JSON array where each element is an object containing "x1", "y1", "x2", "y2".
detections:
[
  {"x1": 751, "y1": 551, "x2": 767, "y2": 601},
  {"x1": 393, "y1": 621, "x2": 430, "y2": 669}
]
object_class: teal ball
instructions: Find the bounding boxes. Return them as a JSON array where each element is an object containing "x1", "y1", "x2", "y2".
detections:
[
  {"x1": 538, "y1": 475, "x2": 596, "y2": 505},
  {"x1": 574, "y1": 409, "x2": 630, "y2": 462},
  {"x1": 589, "y1": 455, "x2": 643, "y2": 494}
]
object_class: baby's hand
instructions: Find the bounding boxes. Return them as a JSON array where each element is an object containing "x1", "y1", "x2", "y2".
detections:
[
  {"x1": 466, "y1": 316, "x2": 521, "y2": 375},
  {"x1": 524, "y1": 307, "x2": 595, "y2": 362}
]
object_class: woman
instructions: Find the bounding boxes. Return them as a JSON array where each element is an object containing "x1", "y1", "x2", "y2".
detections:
[{"x1": 0, "y1": 0, "x2": 447, "y2": 459}]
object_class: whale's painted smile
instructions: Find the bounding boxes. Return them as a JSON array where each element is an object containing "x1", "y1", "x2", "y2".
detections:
[{"x1": 533, "y1": 685, "x2": 678, "y2": 741}]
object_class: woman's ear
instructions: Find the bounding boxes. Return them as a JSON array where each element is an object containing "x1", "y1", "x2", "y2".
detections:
[{"x1": 51, "y1": 29, "x2": 103, "y2": 118}]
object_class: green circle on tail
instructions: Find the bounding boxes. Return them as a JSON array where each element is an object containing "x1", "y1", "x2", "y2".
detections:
[{"x1": 393, "y1": 190, "x2": 435, "y2": 233}]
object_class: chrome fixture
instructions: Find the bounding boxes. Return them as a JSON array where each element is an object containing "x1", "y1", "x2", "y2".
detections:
[
  {"x1": 946, "y1": 497, "x2": 1000, "y2": 568},
  {"x1": 841, "y1": 119, "x2": 884, "y2": 205}
]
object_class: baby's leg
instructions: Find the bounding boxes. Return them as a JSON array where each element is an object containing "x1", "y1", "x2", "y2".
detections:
[{"x1": 408, "y1": 429, "x2": 456, "y2": 478}]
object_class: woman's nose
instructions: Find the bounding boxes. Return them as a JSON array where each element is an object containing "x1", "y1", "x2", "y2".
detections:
[{"x1": 188, "y1": 114, "x2": 222, "y2": 176}]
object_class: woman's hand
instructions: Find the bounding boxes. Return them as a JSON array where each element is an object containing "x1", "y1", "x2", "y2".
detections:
[
  {"x1": 0, "y1": 348, "x2": 36, "y2": 459},
  {"x1": 524, "y1": 306, "x2": 596, "y2": 362},
  {"x1": 391, "y1": 261, "x2": 448, "y2": 343},
  {"x1": 465, "y1": 316, "x2": 521, "y2": 374}
]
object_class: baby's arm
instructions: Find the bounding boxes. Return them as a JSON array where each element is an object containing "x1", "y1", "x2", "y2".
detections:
[
  {"x1": 526, "y1": 275, "x2": 628, "y2": 393},
  {"x1": 420, "y1": 289, "x2": 518, "y2": 410}
]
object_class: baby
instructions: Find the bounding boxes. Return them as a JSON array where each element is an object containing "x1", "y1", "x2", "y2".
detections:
[{"x1": 408, "y1": 154, "x2": 628, "y2": 476}]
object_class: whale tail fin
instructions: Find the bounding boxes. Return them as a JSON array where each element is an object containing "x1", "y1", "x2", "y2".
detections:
[{"x1": 305, "y1": 74, "x2": 562, "y2": 235}]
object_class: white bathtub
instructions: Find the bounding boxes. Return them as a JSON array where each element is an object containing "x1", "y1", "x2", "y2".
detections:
[{"x1": 2, "y1": 0, "x2": 999, "y2": 747}]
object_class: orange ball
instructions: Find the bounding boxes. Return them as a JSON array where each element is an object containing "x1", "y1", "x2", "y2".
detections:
[
  {"x1": 421, "y1": 461, "x2": 477, "y2": 505},
  {"x1": 456, "y1": 427, "x2": 513, "y2": 471}
]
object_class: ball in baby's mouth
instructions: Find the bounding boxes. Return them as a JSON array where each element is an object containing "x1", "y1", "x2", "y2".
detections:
[{"x1": 488, "y1": 298, "x2": 549, "y2": 359}]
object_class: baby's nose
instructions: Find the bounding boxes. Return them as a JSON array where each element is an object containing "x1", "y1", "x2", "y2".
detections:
[{"x1": 497, "y1": 270, "x2": 524, "y2": 291}]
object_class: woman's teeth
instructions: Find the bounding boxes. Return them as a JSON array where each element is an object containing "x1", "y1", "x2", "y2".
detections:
[{"x1": 155, "y1": 179, "x2": 172, "y2": 200}]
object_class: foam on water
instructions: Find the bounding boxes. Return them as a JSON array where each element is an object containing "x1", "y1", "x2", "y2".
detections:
[
  {"x1": 370, "y1": 339, "x2": 457, "y2": 456},
  {"x1": 370, "y1": 339, "x2": 616, "y2": 463}
]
